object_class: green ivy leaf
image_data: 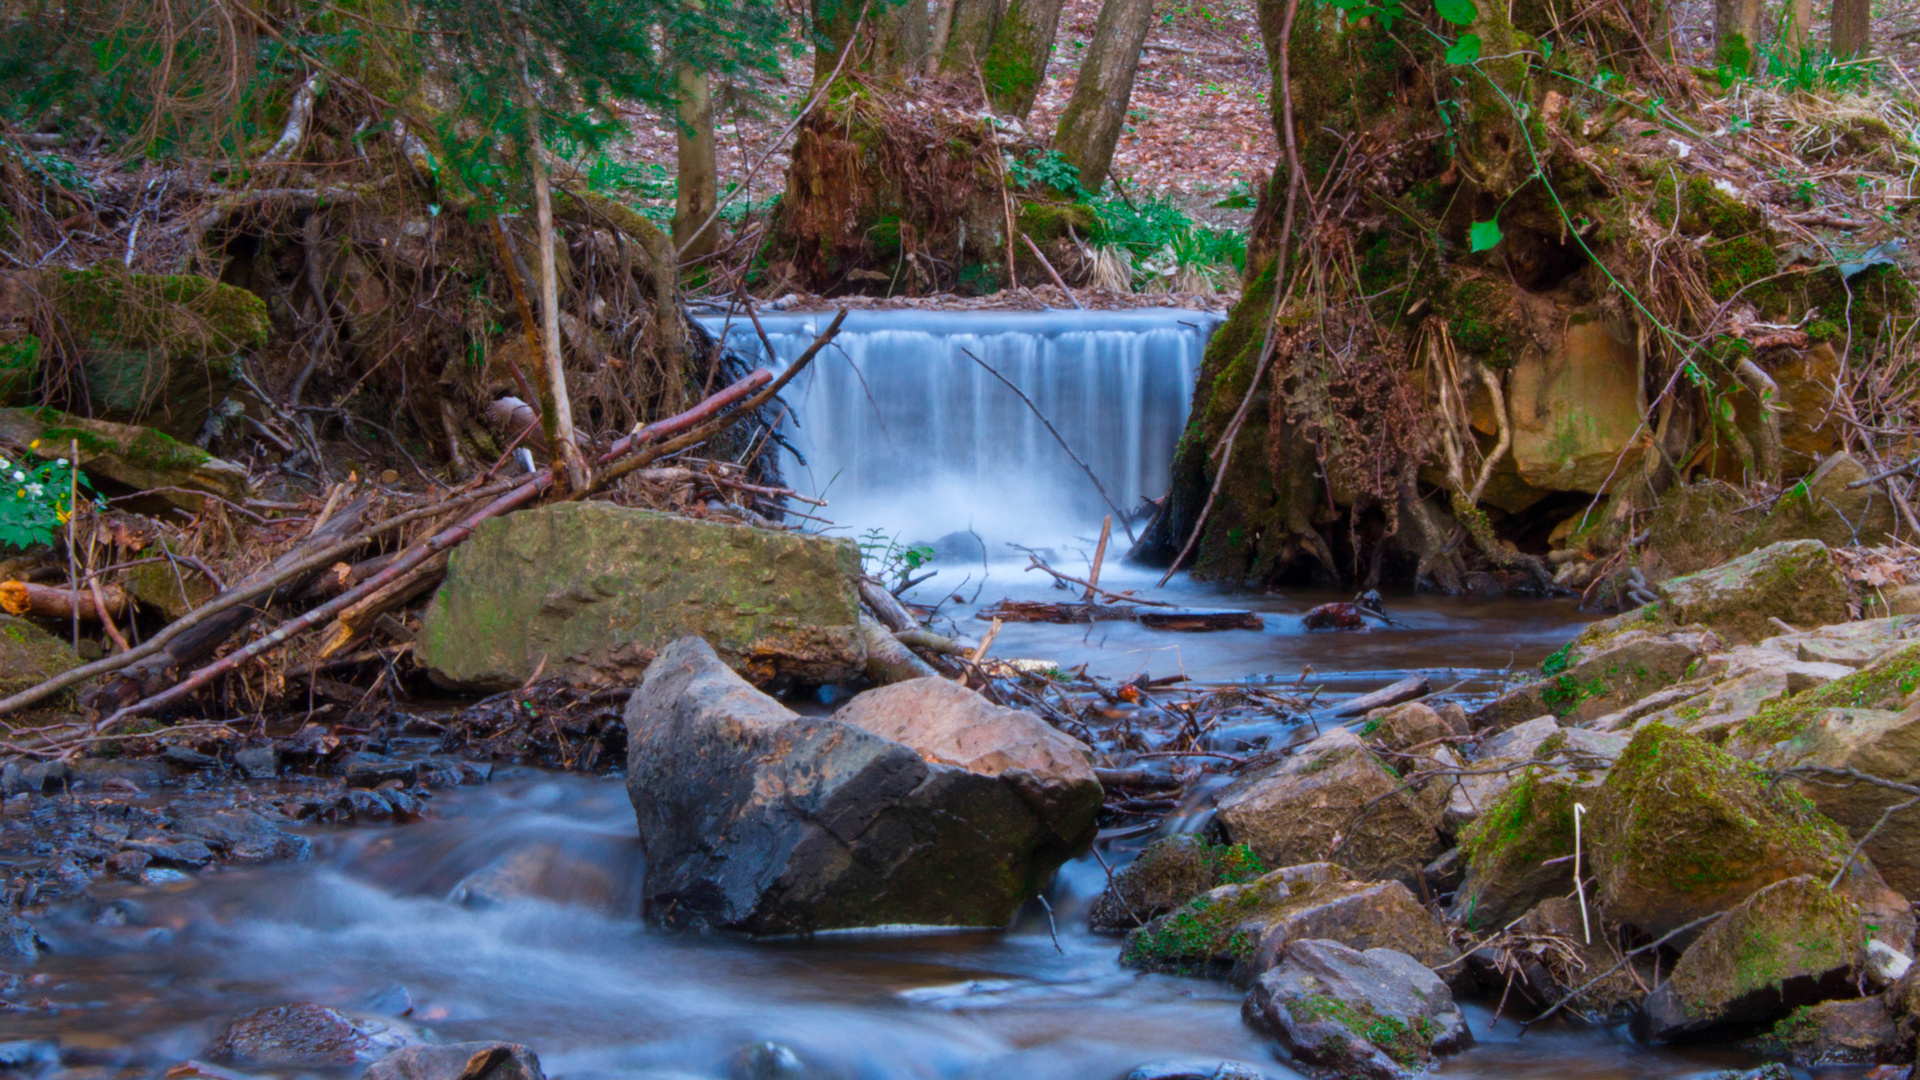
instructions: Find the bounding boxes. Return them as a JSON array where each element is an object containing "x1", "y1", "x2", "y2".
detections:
[
  {"x1": 1445, "y1": 33, "x2": 1481, "y2": 63},
  {"x1": 1434, "y1": 0, "x2": 1478, "y2": 25},
  {"x1": 1469, "y1": 218, "x2": 1503, "y2": 252}
]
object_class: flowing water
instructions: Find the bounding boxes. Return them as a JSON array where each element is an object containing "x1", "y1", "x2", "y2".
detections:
[{"x1": 14, "y1": 311, "x2": 1780, "y2": 1080}]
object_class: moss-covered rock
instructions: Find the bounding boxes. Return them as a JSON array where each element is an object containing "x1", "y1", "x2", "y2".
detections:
[
  {"x1": 1452, "y1": 764, "x2": 1605, "y2": 930},
  {"x1": 1506, "y1": 314, "x2": 1646, "y2": 493},
  {"x1": 1743, "y1": 997, "x2": 1900, "y2": 1066},
  {"x1": 1121, "y1": 862, "x2": 1454, "y2": 981},
  {"x1": 1590, "y1": 725, "x2": 1851, "y2": 938},
  {"x1": 0, "y1": 613, "x2": 79, "y2": 727},
  {"x1": 417, "y1": 502, "x2": 866, "y2": 689},
  {"x1": 1214, "y1": 727, "x2": 1444, "y2": 886},
  {"x1": 1242, "y1": 940, "x2": 1470, "y2": 1080},
  {"x1": 1088, "y1": 835, "x2": 1267, "y2": 932},
  {"x1": 123, "y1": 539, "x2": 217, "y2": 619},
  {"x1": 1016, "y1": 201, "x2": 1095, "y2": 243},
  {"x1": 1641, "y1": 875, "x2": 1866, "y2": 1039},
  {"x1": 1638, "y1": 480, "x2": 1749, "y2": 583},
  {"x1": 1744, "y1": 452, "x2": 1898, "y2": 554},
  {"x1": 1760, "y1": 699, "x2": 1920, "y2": 899},
  {"x1": 1655, "y1": 539, "x2": 1850, "y2": 646},
  {"x1": 1734, "y1": 640, "x2": 1920, "y2": 751},
  {"x1": 0, "y1": 407, "x2": 249, "y2": 511},
  {"x1": 1472, "y1": 628, "x2": 1721, "y2": 730}
]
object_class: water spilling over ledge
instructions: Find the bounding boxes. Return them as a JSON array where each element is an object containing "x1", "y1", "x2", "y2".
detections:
[{"x1": 704, "y1": 308, "x2": 1222, "y2": 549}]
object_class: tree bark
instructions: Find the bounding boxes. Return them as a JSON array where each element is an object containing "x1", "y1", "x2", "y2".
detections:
[
  {"x1": 526, "y1": 111, "x2": 590, "y2": 492},
  {"x1": 938, "y1": 0, "x2": 1003, "y2": 73},
  {"x1": 815, "y1": 0, "x2": 924, "y2": 82},
  {"x1": 673, "y1": 64, "x2": 720, "y2": 262},
  {"x1": 1053, "y1": 0, "x2": 1155, "y2": 193},
  {"x1": 1782, "y1": 0, "x2": 1812, "y2": 51},
  {"x1": 1713, "y1": 0, "x2": 1763, "y2": 71},
  {"x1": 982, "y1": 0, "x2": 1066, "y2": 118},
  {"x1": 1831, "y1": 0, "x2": 1870, "y2": 56}
]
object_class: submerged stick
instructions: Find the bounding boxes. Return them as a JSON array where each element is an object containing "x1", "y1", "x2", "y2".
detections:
[{"x1": 960, "y1": 347, "x2": 1135, "y2": 544}]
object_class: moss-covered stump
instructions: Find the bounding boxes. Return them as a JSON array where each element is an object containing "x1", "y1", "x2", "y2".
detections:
[
  {"x1": 1588, "y1": 725, "x2": 1853, "y2": 938},
  {"x1": 0, "y1": 407, "x2": 249, "y2": 511},
  {"x1": 27, "y1": 268, "x2": 269, "y2": 438},
  {"x1": 1756, "y1": 694, "x2": 1920, "y2": 900},
  {"x1": 1242, "y1": 940, "x2": 1470, "y2": 1080},
  {"x1": 1655, "y1": 539, "x2": 1851, "y2": 646},
  {"x1": 1641, "y1": 876, "x2": 1866, "y2": 1040},
  {"x1": 1451, "y1": 764, "x2": 1605, "y2": 931},
  {"x1": 1213, "y1": 728, "x2": 1444, "y2": 887},
  {"x1": 1088, "y1": 835, "x2": 1267, "y2": 932},
  {"x1": 1743, "y1": 998, "x2": 1901, "y2": 1067},
  {"x1": 417, "y1": 503, "x2": 866, "y2": 690},
  {"x1": 0, "y1": 614, "x2": 80, "y2": 727},
  {"x1": 1121, "y1": 863, "x2": 1454, "y2": 981},
  {"x1": 1472, "y1": 628, "x2": 1722, "y2": 731}
]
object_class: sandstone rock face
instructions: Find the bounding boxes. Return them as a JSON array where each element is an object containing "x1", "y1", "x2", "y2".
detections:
[
  {"x1": 1357, "y1": 703, "x2": 1452, "y2": 754},
  {"x1": 205, "y1": 1003, "x2": 415, "y2": 1067},
  {"x1": 1242, "y1": 940, "x2": 1470, "y2": 1080},
  {"x1": 1507, "y1": 315, "x2": 1645, "y2": 493},
  {"x1": 1215, "y1": 729, "x2": 1443, "y2": 886},
  {"x1": 1589, "y1": 725, "x2": 1851, "y2": 938},
  {"x1": 1641, "y1": 876, "x2": 1865, "y2": 1040},
  {"x1": 1122, "y1": 863, "x2": 1454, "y2": 979},
  {"x1": 624, "y1": 638, "x2": 1098, "y2": 933},
  {"x1": 1472, "y1": 629, "x2": 1720, "y2": 730},
  {"x1": 1655, "y1": 539, "x2": 1850, "y2": 646},
  {"x1": 420, "y1": 503, "x2": 866, "y2": 690}
]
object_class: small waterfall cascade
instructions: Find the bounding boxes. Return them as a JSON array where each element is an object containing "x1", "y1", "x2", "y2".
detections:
[{"x1": 704, "y1": 308, "x2": 1222, "y2": 548}]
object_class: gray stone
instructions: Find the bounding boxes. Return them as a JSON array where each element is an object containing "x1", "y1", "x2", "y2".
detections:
[
  {"x1": 365, "y1": 1042, "x2": 543, "y2": 1080},
  {"x1": 0, "y1": 916, "x2": 41, "y2": 962},
  {"x1": 1242, "y1": 940, "x2": 1470, "y2": 1080},
  {"x1": 171, "y1": 809, "x2": 311, "y2": 863},
  {"x1": 205, "y1": 1003, "x2": 415, "y2": 1066},
  {"x1": 624, "y1": 637, "x2": 1099, "y2": 933},
  {"x1": 343, "y1": 752, "x2": 416, "y2": 788},
  {"x1": 419, "y1": 502, "x2": 867, "y2": 690},
  {"x1": 234, "y1": 746, "x2": 279, "y2": 780}
]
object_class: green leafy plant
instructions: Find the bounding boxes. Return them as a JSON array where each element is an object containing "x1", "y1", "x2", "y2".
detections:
[
  {"x1": 857, "y1": 528, "x2": 936, "y2": 589},
  {"x1": 0, "y1": 447, "x2": 85, "y2": 553},
  {"x1": 1008, "y1": 148, "x2": 1089, "y2": 198}
]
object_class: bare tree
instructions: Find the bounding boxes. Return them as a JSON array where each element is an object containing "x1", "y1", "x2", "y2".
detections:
[
  {"x1": 1054, "y1": 0, "x2": 1155, "y2": 192},
  {"x1": 674, "y1": 63, "x2": 719, "y2": 262}
]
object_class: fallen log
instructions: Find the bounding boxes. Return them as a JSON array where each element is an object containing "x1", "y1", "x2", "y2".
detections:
[
  {"x1": 980, "y1": 599, "x2": 1262, "y2": 631},
  {"x1": 860, "y1": 613, "x2": 939, "y2": 684},
  {"x1": 1325, "y1": 675, "x2": 1431, "y2": 719},
  {"x1": 314, "y1": 549, "x2": 449, "y2": 659},
  {"x1": 860, "y1": 577, "x2": 919, "y2": 633},
  {"x1": 83, "y1": 496, "x2": 376, "y2": 713},
  {"x1": 0, "y1": 580, "x2": 128, "y2": 621}
]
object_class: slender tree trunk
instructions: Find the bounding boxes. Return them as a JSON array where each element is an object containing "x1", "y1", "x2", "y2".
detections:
[
  {"x1": 673, "y1": 64, "x2": 719, "y2": 262},
  {"x1": 1782, "y1": 0, "x2": 1812, "y2": 50},
  {"x1": 526, "y1": 111, "x2": 589, "y2": 492},
  {"x1": 1831, "y1": 0, "x2": 1871, "y2": 56},
  {"x1": 982, "y1": 0, "x2": 1066, "y2": 117},
  {"x1": 927, "y1": 0, "x2": 956, "y2": 74},
  {"x1": 1054, "y1": 0, "x2": 1155, "y2": 193},
  {"x1": 939, "y1": 0, "x2": 1003, "y2": 73},
  {"x1": 1713, "y1": 0, "x2": 1763, "y2": 71}
]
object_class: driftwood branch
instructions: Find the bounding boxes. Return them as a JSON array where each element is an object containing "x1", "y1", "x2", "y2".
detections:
[{"x1": 0, "y1": 580, "x2": 128, "y2": 621}]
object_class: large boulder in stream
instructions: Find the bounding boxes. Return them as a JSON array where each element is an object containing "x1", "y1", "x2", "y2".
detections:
[
  {"x1": 1242, "y1": 940, "x2": 1470, "y2": 1080},
  {"x1": 419, "y1": 503, "x2": 867, "y2": 690},
  {"x1": 623, "y1": 638, "x2": 1100, "y2": 933}
]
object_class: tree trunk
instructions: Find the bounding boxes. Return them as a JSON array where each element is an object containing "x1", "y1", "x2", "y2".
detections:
[
  {"x1": 939, "y1": 0, "x2": 1003, "y2": 73},
  {"x1": 1782, "y1": 0, "x2": 1812, "y2": 50},
  {"x1": 815, "y1": 0, "x2": 924, "y2": 82},
  {"x1": 1053, "y1": 0, "x2": 1155, "y2": 193},
  {"x1": 1714, "y1": 0, "x2": 1763, "y2": 71},
  {"x1": 1831, "y1": 0, "x2": 1870, "y2": 56},
  {"x1": 982, "y1": 0, "x2": 1066, "y2": 118},
  {"x1": 673, "y1": 64, "x2": 719, "y2": 262},
  {"x1": 527, "y1": 111, "x2": 590, "y2": 492}
]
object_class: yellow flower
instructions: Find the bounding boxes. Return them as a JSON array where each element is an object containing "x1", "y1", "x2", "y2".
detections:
[
  {"x1": 14, "y1": 489, "x2": 22, "y2": 498},
  {"x1": 28, "y1": 440, "x2": 39, "y2": 449}
]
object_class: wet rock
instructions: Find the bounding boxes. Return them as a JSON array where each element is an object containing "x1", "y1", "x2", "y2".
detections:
[
  {"x1": 1355, "y1": 703, "x2": 1450, "y2": 754},
  {"x1": 419, "y1": 503, "x2": 867, "y2": 690},
  {"x1": 233, "y1": 746, "x2": 279, "y2": 780},
  {"x1": 0, "y1": 1041, "x2": 58, "y2": 1073},
  {"x1": 624, "y1": 637, "x2": 1099, "y2": 932},
  {"x1": 1215, "y1": 728, "x2": 1443, "y2": 887},
  {"x1": 0, "y1": 916, "x2": 41, "y2": 962},
  {"x1": 364, "y1": 1042, "x2": 543, "y2": 1080},
  {"x1": 360, "y1": 983, "x2": 414, "y2": 1017},
  {"x1": 160, "y1": 745, "x2": 218, "y2": 769},
  {"x1": 1641, "y1": 876, "x2": 1866, "y2": 1039},
  {"x1": 120, "y1": 837, "x2": 214, "y2": 867},
  {"x1": 1747, "y1": 452, "x2": 1899, "y2": 552},
  {"x1": 343, "y1": 752, "x2": 417, "y2": 788},
  {"x1": 1121, "y1": 863, "x2": 1453, "y2": 979},
  {"x1": 205, "y1": 1002, "x2": 415, "y2": 1066},
  {"x1": 1656, "y1": 539, "x2": 1851, "y2": 646},
  {"x1": 106, "y1": 850, "x2": 151, "y2": 878},
  {"x1": 1493, "y1": 897, "x2": 1641, "y2": 1021},
  {"x1": 729, "y1": 1041, "x2": 815, "y2": 1080},
  {"x1": 1450, "y1": 763, "x2": 1605, "y2": 931},
  {"x1": 0, "y1": 409, "x2": 250, "y2": 512},
  {"x1": 66, "y1": 759, "x2": 167, "y2": 792},
  {"x1": 1746, "y1": 997, "x2": 1900, "y2": 1066},
  {"x1": 1121, "y1": 1059, "x2": 1299, "y2": 1080},
  {"x1": 1589, "y1": 725, "x2": 1858, "y2": 938},
  {"x1": 1242, "y1": 940, "x2": 1470, "y2": 1080},
  {"x1": 1088, "y1": 835, "x2": 1267, "y2": 932},
  {"x1": 171, "y1": 809, "x2": 311, "y2": 864}
]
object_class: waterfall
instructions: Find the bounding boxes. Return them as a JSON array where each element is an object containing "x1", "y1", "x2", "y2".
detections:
[{"x1": 704, "y1": 308, "x2": 1221, "y2": 550}]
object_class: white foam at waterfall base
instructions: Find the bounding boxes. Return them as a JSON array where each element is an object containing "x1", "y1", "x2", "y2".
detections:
[{"x1": 705, "y1": 309, "x2": 1221, "y2": 552}]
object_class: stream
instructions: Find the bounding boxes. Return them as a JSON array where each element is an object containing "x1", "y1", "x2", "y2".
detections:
[{"x1": 9, "y1": 310, "x2": 1783, "y2": 1080}]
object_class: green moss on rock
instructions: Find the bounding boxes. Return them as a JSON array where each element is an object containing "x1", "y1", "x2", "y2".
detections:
[{"x1": 1739, "y1": 640, "x2": 1920, "y2": 748}]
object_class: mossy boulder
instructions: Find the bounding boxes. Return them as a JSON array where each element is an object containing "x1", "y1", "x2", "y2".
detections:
[
  {"x1": 1089, "y1": 835, "x2": 1268, "y2": 932},
  {"x1": 1638, "y1": 480, "x2": 1749, "y2": 583},
  {"x1": 1733, "y1": 640, "x2": 1920, "y2": 753},
  {"x1": 1242, "y1": 940, "x2": 1470, "y2": 1080},
  {"x1": 1472, "y1": 628, "x2": 1721, "y2": 730},
  {"x1": 1654, "y1": 539, "x2": 1850, "y2": 646},
  {"x1": 1452, "y1": 764, "x2": 1605, "y2": 931},
  {"x1": 1641, "y1": 875, "x2": 1866, "y2": 1039},
  {"x1": 417, "y1": 502, "x2": 866, "y2": 689},
  {"x1": 1214, "y1": 728, "x2": 1444, "y2": 887},
  {"x1": 1356, "y1": 702, "x2": 1451, "y2": 754},
  {"x1": 0, "y1": 614, "x2": 80, "y2": 727},
  {"x1": 1589, "y1": 725, "x2": 1852, "y2": 938},
  {"x1": 124, "y1": 539, "x2": 216, "y2": 619},
  {"x1": 1121, "y1": 863, "x2": 1454, "y2": 981},
  {"x1": 35, "y1": 268, "x2": 269, "y2": 438},
  {"x1": 1505, "y1": 313, "x2": 1646, "y2": 493},
  {"x1": 1746, "y1": 452, "x2": 1898, "y2": 553},
  {"x1": 1743, "y1": 997, "x2": 1900, "y2": 1066},
  {"x1": 0, "y1": 407, "x2": 249, "y2": 511},
  {"x1": 1760, "y1": 699, "x2": 1920, "y2": 899}
]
